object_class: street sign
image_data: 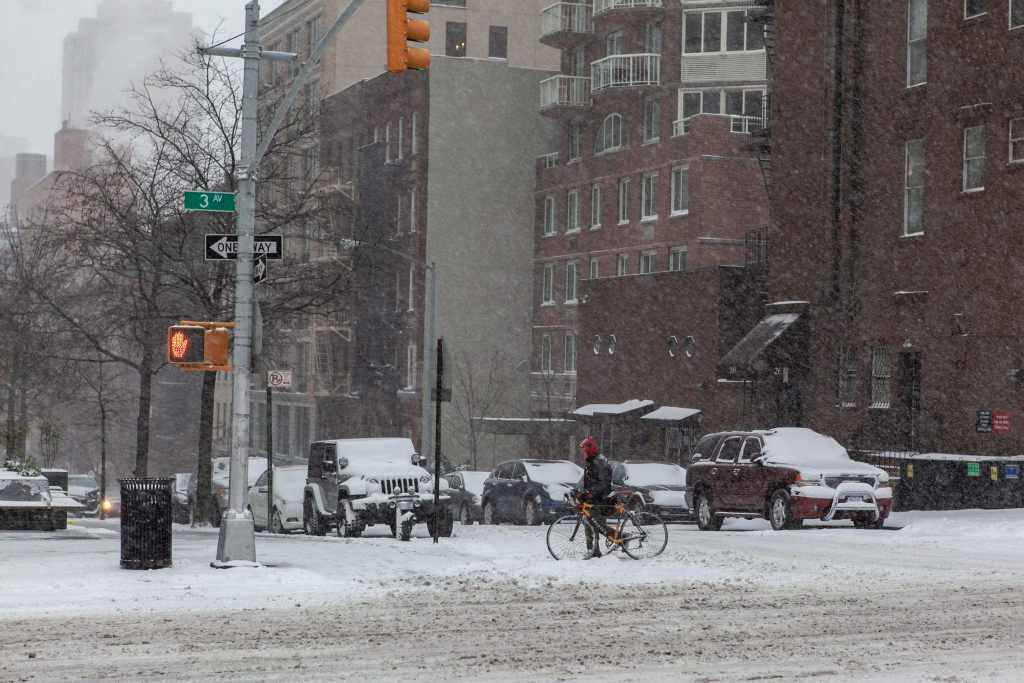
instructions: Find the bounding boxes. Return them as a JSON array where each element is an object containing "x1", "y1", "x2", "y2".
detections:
[
  {"x1": 253, "y1": 254, "x2": 268, "y2": 284},
  {"x1": 184, "y1": 191, "x2": 236, "y2": 213},
  {"x1": 267, "y1": 370, "x2": 292, "y2": 389},
  {"x1": 976, "y1": 409, "x2": 993, "y2": 433},
  {"x1": 966, "y1": 462, "x2": 981, "y2": 478},
  {"x1": 205, "y1": 234, "x2": 284, "y2": 261},
  {"x1": 993, "y1": 410, "x2": 1011, "y2": 434}
]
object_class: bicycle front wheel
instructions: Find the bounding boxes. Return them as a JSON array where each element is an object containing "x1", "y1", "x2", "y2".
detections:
[
  {"x1": 620, "y1": 511, "x2": 668, "y2": 560},
  {"x1": 546, "y1": 514, "x2": 595, "y2": 560}
]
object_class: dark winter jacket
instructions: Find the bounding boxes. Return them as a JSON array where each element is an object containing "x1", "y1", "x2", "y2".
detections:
[{"x1": 581, "y1": 454, "x2": 613, "y2": 502}]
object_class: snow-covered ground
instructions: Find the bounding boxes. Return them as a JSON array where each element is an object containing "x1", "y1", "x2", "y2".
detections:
[{"x1": 3, "y1": 510, "x2": 1024, "y2": 680}]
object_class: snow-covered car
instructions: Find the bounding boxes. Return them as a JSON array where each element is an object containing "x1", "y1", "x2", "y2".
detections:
[
  {"x1": 686, "y1": 428, "x2": 892, "y2": 531},
  {"x1": 303, "y1": 438, "x2": 453, "y2": 539},
  {"x1": 481, "y1": 459, "x2": 583, "y2": 525},
  {"x1": 67, "y1": 474, "x2": 100, "y2": 516},
  {"x1": 610, "y1": 462, "x2": 690, "y2": 522},
  {"x1": 172, "y1": 472, "x2": 192, "y2": 523},
  {"x1": 442, "y1": 470, "x2": 490, "y2": 525},
  {"x1": 207, "y1": 456, "x2": 267, "y2": 527},
  {"x1": 0, "y1": 468, "x2": 83, "y2": 530},
  {"x1": 247, "y1": 465, "x2": 305, "y2": 533}
]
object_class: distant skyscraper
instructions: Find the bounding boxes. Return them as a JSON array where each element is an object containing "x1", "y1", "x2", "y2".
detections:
[
  {"x1": 61, "y1": 0, "x2": 194, "y2": 129},
  {"x1": 0, "y1": 136, "x2": 29, "y2": 211}
]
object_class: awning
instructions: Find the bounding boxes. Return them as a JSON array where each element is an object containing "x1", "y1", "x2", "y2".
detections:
[
  {"x1": 720, "y1": 312, "x2": 801, "y2": 376},
  {"x1": 640, "y1": 407, "x2": 702, "y2": 425},
  {"x1": 573, "y1": 400, "x2": 655, "y2": 421}
]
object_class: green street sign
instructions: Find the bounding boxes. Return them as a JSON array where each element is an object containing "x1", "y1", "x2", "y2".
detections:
[
  {"x1": 966, "y1": 462, "x2": 981, "y2": 478},
  {"x1": 184, "y1": 191, "x2": 236, "y2": 213}
]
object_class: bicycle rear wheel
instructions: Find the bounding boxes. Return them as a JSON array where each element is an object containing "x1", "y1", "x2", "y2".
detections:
[
  {"x1": 546, "y1": 514, "x2": 595, "y2": 560},
  {"x1": 620, "y1": 511, "x2": 668, "y2": 560}
]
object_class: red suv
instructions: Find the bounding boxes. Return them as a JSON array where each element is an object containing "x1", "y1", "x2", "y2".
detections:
[{"x1": 685, "y1": 428, "x2": 892, "y2": 531}]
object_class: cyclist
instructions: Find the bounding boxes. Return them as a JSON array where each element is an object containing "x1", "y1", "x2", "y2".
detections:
[{"x1": 576, "y1": 436, "x2": 614, "y2": 558}]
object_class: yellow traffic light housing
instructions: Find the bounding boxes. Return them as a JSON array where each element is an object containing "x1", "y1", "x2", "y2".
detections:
[
  {"x1": 167, "y1": 321, "x2": 234, "y2": 372},
  {"x1": 387, "y1": 0, "x2": 431, "y2": 73}
]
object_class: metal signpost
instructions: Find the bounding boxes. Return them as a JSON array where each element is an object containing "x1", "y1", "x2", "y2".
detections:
[{"x1": 265, "y1": 371, "x2": 291, "y2": 531}]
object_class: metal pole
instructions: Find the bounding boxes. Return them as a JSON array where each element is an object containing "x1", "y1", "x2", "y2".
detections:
[
  {"x1": 432, "y1": 338, "x2": 444, "y2": 544},
  {"x1": 421, "y1": 264, "x2": 437, "y2": 467},
  {"x1": 266, "y1": 383, "x2": 274, "y2": 530},
  {"x1": 216, "y1": 0, "x2": 261, "y2": 564}
]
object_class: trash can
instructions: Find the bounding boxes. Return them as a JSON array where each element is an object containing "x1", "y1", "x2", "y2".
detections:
[{"x1": 119, "y1": 477, "x2": 173, "y2": 570}]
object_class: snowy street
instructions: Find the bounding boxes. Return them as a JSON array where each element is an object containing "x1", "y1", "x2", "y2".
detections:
[{"x1": 3, "y1": 512, "x2": 1024, "y2": 681}]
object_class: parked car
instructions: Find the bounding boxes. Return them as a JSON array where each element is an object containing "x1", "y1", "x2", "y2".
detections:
[
  {"x1": 686, "y1": 427, "x2": 893, "y2": 531},
  {"x1": 481, "y1": 459, "x2": 583, "y2": 526},
  {"x1": 207, "y1": 456, "x2": 267, "y2": 527},
  {"x1": 442, "y1": 471, "x2": 490, "y2": 525},
  {"x1": 247, "y1": 465, "x2": 305, "y2": 533},
  {"x1": 67, "y1": 474, "x2": 100, "y2": 517},
  {"x1": 172, "y1": 473, "x2": 192, "y2": 524},
  {"x1": 610, "y1": 462, "x2": 690, "y2": 522},
  {"x1": 99, "y1": 491, "x2": 121, "y2": 518}
]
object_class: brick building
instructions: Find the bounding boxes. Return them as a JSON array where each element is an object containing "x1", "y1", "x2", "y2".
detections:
[{"x1": 727, "y1": 0, "x2": 1024, "y2": 454}]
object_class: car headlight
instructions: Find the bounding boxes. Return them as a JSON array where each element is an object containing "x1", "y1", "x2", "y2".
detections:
[
  {"x1": 876, "y1": 472, "x2": 890, "y2": 487},
  {"x1": 791, "y1": 473, "x2": 823, "y2": 487},
  {"x1": 642, "y1": 492, "x2": 655, "y2": 503},
  {"x1": 101, "y1": 499, "x2": 113, "y2": 512},
  {"x1": 419, "y1": 474, "x2": 431, "y2": 483},
  {"x1": 366, "y1": 478, "x2": 379, "y2": 484}
]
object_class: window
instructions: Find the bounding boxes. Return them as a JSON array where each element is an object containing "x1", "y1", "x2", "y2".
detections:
[
  {"x1": 406, "y1": 343, "x2": 417, "y2": 389},
  {"x1": 964, "y1": 0, "x2": 985, "y2": 18},
  {"x1": 565, "y1": 261, "x2": 579, "y2": 303},
  {"x1": 904, "y1": 139, "x2": 925, "y2": 236},
  {"x1": 639, "y1": 251, "x2": 656, "y2": 274},
  {"x1": 907, "y1": 0, "x2": 927, "y2": 87},
  {"x1": 836, "y1": 348, "x2": 859, "y2": 407},
  {"x1": 617, "y1": 177, "x2": 630, "y2": 224},
  {"x1": 671, "y1": 165, "x2": 690, "y2": 215},
  {"x1": 564, "y1": 334, "x2": 577, "y2": 373},
  {"x1": 385, "y1": 122, "x2": 392, "y2": 163},
  {"x1": 541, "y1": 335, "x2": 552, "y2": 373},
  {"x1": 594, "y1": 114, "x2": 624, "y2": 154},
  {"x1": 606, "y1": 30, "x2": 624, "y2": 56},
  {"x1": 395, "y1": 194, "x2": 404, "y2": 234},
  {"x1": 543, "y1": 196, "x2": 556, "y2": 235},
  {"x1": 542, "y1": 264, "x2": 555, "y2": 304},
  {"x1": 644, "y1": 22, "x2": 663, "y2": 53},
  {"x1": 409, "y1": 187, "x2": 417, "y2": 232},
  {"x1": 566, "y1": 190, "x2": 580, "y2": 232},
  {"x1": 1013, "y1": 0, "x2": 1024, "y2": 28},
  {"x1": 716, "y1": 437, "x2": 742, "y2": 463},
  {"x1": 571, "y1": 46, "x2": 587, "y2": 76},
  {"x1": 643, "y1": 96, "x2": 661, "y2": 143},
  {"x1": 408, "y1": 264, "x2": 415, "y2": 311},
  {"x1": 684, "y1": 10, "x2": 763, "y2": 53},
  {"x1": 641, "y1": 173, "x2": 658, "y2": 220},
  {"x1": 739, "y1": 437, "x2": 763, "y2": 463},
  {"x1": 398, "y1": 116, "x2": 404, "y2": 160},
  {"x1": 617, "y1": 253, "x2": 629, "y2": 276},
  {"x1": 590, "y1": 184, "x2": 601, "y2": 229},
  {"x1": 1010, "y1": 118, "x2": 1024, "y2": 162},
  {"x1": 411, "y1": 111, "x2": 418, "y2": 154},
  {"x1": 568, "y1": 122, "x2": 583, "y2": 162},
  {"x1": 870, "y1": 348, "x2": 891, "y2": 409},
  {"x1": 669, "y1": 247, "x2": 688, "y2": 272},
  {"x1": 446, "y1": 22, "x2": 467, "y2": 57},
  {"x1": 489, "y1": 26, "x2": 508, "y2": 59},
  {"x1": 395, "y1": 270, "x2": 402, "y2": 312},
  {"x1": 963, "y1": 125, "x2": 986, "y2": 192},
  {"x1": 589, "y1": 256, "x2": 600, "y2": 279}
]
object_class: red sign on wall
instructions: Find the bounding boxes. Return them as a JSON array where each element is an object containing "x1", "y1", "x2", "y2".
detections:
[{"x1": 993, "y1": 410, "x2": 1011, "y2": 434}]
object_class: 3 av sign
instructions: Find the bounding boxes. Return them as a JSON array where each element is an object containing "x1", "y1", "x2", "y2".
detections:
[
  {"x1": 184, "y1": 191, "x2": 236, "y2": 213},
  {"x1": 205, "y1": 234, "x2": 284, "y2": 261}
]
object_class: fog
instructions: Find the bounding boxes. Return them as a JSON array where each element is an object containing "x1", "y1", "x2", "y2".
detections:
[{"x1": 0, "y1": 0, "x2": 286, "y2": 159}]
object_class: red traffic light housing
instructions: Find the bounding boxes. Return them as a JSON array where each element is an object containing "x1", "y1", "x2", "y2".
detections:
[
  {"x1": 167, "y1": 322, "x2": 233, "y2": 372},
  {"x1": 387, "y1": 0, "x2": 431, "y2": 73}
]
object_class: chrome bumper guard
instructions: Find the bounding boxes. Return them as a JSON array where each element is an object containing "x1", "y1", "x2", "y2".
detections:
[{"x1": 822, "y1": 482, "x2": 879, "y2": 522}]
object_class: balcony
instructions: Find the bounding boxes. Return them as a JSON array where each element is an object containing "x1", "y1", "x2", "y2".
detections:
[
  {"x1": 540, "y1": 2, "x2": 592, "y2": 48},
  {"x1": 593, "y1": 0, "x2": 663, "y2": 18},
  {"x1": 672, "y1": 113, "x2": 769, "y2": 138},
  {"x1": 591, "y1": 54, "x2": 660, "y2": 93},
  {"x1": 539, "y1": 75, "x2": 591, "y2": 115}
]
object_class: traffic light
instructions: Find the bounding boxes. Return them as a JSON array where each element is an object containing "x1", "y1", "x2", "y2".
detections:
[
  {"x1": 386, "y1": 0, "x2": 431, "y2": 73},
  {"x1": 167, "y1": 323, "x2": 233, "y2": 371},
  {"x1": 167, "y1": 325, "x2": 205, "y2": 364}
]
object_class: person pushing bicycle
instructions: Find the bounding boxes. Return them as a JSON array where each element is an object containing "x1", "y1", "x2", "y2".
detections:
[{"x1": 576, "y1": 436, "x2": 614, "y2": 558}]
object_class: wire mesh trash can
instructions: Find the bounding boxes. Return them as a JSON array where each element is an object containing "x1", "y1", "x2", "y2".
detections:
[{"x1": 119, "y1": 477, "x2": 174, "y2": 570}]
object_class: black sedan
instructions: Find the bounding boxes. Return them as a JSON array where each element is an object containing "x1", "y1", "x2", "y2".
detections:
[
  {"x1": 611, "y1": 461, "x2": 690, "y2": 522},
  {"x1": 442, "y1": 471, "x2": 490, "y2": 525},
  {"x1": 481, "y1": 459, "x2": 582, "y2": 526}
]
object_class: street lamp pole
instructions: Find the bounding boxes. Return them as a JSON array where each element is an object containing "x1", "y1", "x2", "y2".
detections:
[{"x1": 420, "y1": 262, "x2": 437, "y2": 466}]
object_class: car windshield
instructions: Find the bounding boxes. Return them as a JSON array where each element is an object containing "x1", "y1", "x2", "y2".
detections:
[
  {"x1": 459, "y1": 472, "x2": 490, "y2": 494},
  {"x1": 623, "y1": 464, "x2": 684, "y2": 487},
  {"x1": 273, "y1": 467, "x2": 307, "y2": 498},
  {"x1": 525, "y1": 461, "x2": 583, "y2": 485},
  {"x1": 69, "y1": 476, "x2": 98, "y2": 489}
]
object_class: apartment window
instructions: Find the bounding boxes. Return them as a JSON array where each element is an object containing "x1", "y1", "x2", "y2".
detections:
[
  {"x1": 904, "y1": 139, "x2": 925, "y2": 236},
  {"x1": 395, "y1": 270, "x2": 402, "y2": 312},
  {"x1": 489, "y1": 26, "x2": 508, "y2": 59},
  {"x1": 589, "y1": 256, "x2": 600, "y2": 279},
  {"x1": 395, "y1": 194, "x2": 404, "y2": 234},
  {"x1": 639, "y1": 251, "x2": 656, "y2": 274},
  {"x1": 907, "y1": 0, "x2": 928, "y2": 87},
  {"x1": 567, "y1": 190, "x2": 581, "y2": 232},
  {"x1": 571, "y1": 46, "x2": 587, "y2": 76},
  {"x1": 684, "y1": 10, "x2": 763, "y2": 53},
  {"x1": 837, "y1": 348, "x2": 859, "y2": 408},
  {"x1": 398, "y1": 116, "x2": 405, "y2": 160},
  {"x1": 373, "y1": 126, "x2": 380, "y2": 143},
  {"x1": 617, "y1": 177, "x2": 630, "y2": 224},
  {"x1": 963, "y1": 125, "x2": 986, "y2": 192},
  {"x1": 671, "y1": 165, "x2": 690, "y2": 215},
  {"x1": 446, "y1": 22, "x2": 467, "y2": 57},
  {"x1": 543, "y1": 196, "x2": 556, "y2": 235},
  {"x1": 405, "y1": 343, "x2": 418, "y2": 389},
  {"x1": 565, "y1": 261, "x2": 579, "y2": 303},
  {"x1": 641, "y1": 173, "x2": 658, "y2": 221},
  {"x1": 669, "y1": 247, "x2": 688, "y2": 272},
  {"x1": 870, "y1": 348, "x2": 892, "y2": 409},
  {"x1": 644, "y1": 22, "x2": 663, "y2": 53},
  {"x1": 643, "y1": 96, "x2": 661, "y2": 143},
  {"x1": 542, "y1": 263, "x2": 555, "y2": 304},
  {"x1": 385, "y1": 122, "x2": 392, "y2": 163},
  {"x1": 307, "y1": 15, "x2": 321, "y2": 54},
  {"x1": 1010, "y1": 118, "x2": 1024, "y2": 162},
  {"x1": 409, "y1": 187, "x2": 417, "y2": 232},
  {"x1": 606, "y1": 30, "x2": 624, "y2": 56},
  {"x1": 303, "y1": 145, "x2": 320, "y2": 180},
  {"x1": 541, "y1": 335, "x2": 552, "y2": 373},
  {"x1": 564, "y1": 334, "x2": 577, "y2": 374},
  {"x1": 411, "y1": 111, "x2": 418, "y2": 154},
  {"x1": 590, "y1": 184, "x2": 601, "y2": 229},
  {"x1": 617, "y1": 253, "x2": 629, "y2": 276},
  {"x1": 594, "y1": 114, "x2": 624, "y2": 154},
  {"x1": 1013, "y1": 0, "x2": 1024, "y2": 28},
  {"x1": 568, "y1": 122, "x2": 583, "y2": 162},
  {"x1": 964, "y1": 0, "x2": 985, "y2": 17},
  {"x1": 408, "y1": 264, "x2": 415, "y2": 311}
]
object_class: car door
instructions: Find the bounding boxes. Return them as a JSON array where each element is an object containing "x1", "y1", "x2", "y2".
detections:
[
  {"x1": 504, "y1": 462, "x2": 528, "y2": 516},
  {"x1": 713, "y1": 436, "x2": 744, "y2": 509},
  {"x1": 490, "y1": 463, "x2": 513, "y2": 518},
  {"x1": 733, "y1": 437, "x2": 768, "y2": 512},
  {"x1": 250, "y1": 470, "x2": 269, "y2": 527},
  {"x1": 445, "y1": 474, "x2": 466, "y2": 510}
]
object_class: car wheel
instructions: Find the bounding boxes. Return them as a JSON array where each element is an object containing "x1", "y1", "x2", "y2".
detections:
[
  {"x1": 303, "y1": 496, "x2": 324, "y2": 536},
  {"x1": 523, "y1": 498, "x2": 541, "y2": 526},
  {"x1": 483, "y1": 501, "x2": 497, "y2": 525},
  {"x1": 695, "y1": 491, "x2": 722, "y2": 531},
  {"x1": 270, "y1": 509, "x2": 285, "y2": 534},
  {"x1": 769, "y1": 490, "x2": 798, "y2": 531},
  {"x1": 853, "y1": 514, "x2": 885, "y2": 530},
  {"x1": 248, "y1": 506, "x2": 262, "y2": 532},
  {"x1": 460, "y1": 505, "x2": 473, "y2": 526},
  {"x1": 628, "y1": 495, "x2": 646, "y2": 513}
]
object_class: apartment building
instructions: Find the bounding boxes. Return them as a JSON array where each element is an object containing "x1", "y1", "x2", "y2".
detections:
[{"x1": 530, "y1": 0, "x2": 770, "y2": 419}]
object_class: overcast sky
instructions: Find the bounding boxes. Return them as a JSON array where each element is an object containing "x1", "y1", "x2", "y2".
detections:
[{"x1": 0, "y1": 0, "x2": 286, "y2": 158}]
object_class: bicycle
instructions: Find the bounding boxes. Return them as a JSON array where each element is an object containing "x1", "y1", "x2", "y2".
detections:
[{"x1": 546, "y1": 494, "x2": 668, "y2": 561}]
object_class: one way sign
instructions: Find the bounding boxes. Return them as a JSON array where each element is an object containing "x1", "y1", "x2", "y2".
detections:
[{"x1": 205, "y1": 234, "x2": 284, "y2": 261}]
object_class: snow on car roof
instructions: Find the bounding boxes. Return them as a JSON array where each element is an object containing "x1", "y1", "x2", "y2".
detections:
[
  {"x1": 525, "y1": 460, "x2": 583, "y2": 484},
  {"x1": 328, "y1": 438, "x2": 416, "y2": 463},
  {"x1": 622, "y1": 463, "x2": 685, "y2": 486},
  {"x1": 457, "y1": 471, "x2": 490, "y2": 493},
  {"x1": 760, "y1": 428, "x2": 852, "y2": 466}
]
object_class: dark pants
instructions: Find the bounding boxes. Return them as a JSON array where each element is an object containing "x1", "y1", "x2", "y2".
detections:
[{"x1": 585, "y1": 503, "x2": 613, "y2": 556}]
